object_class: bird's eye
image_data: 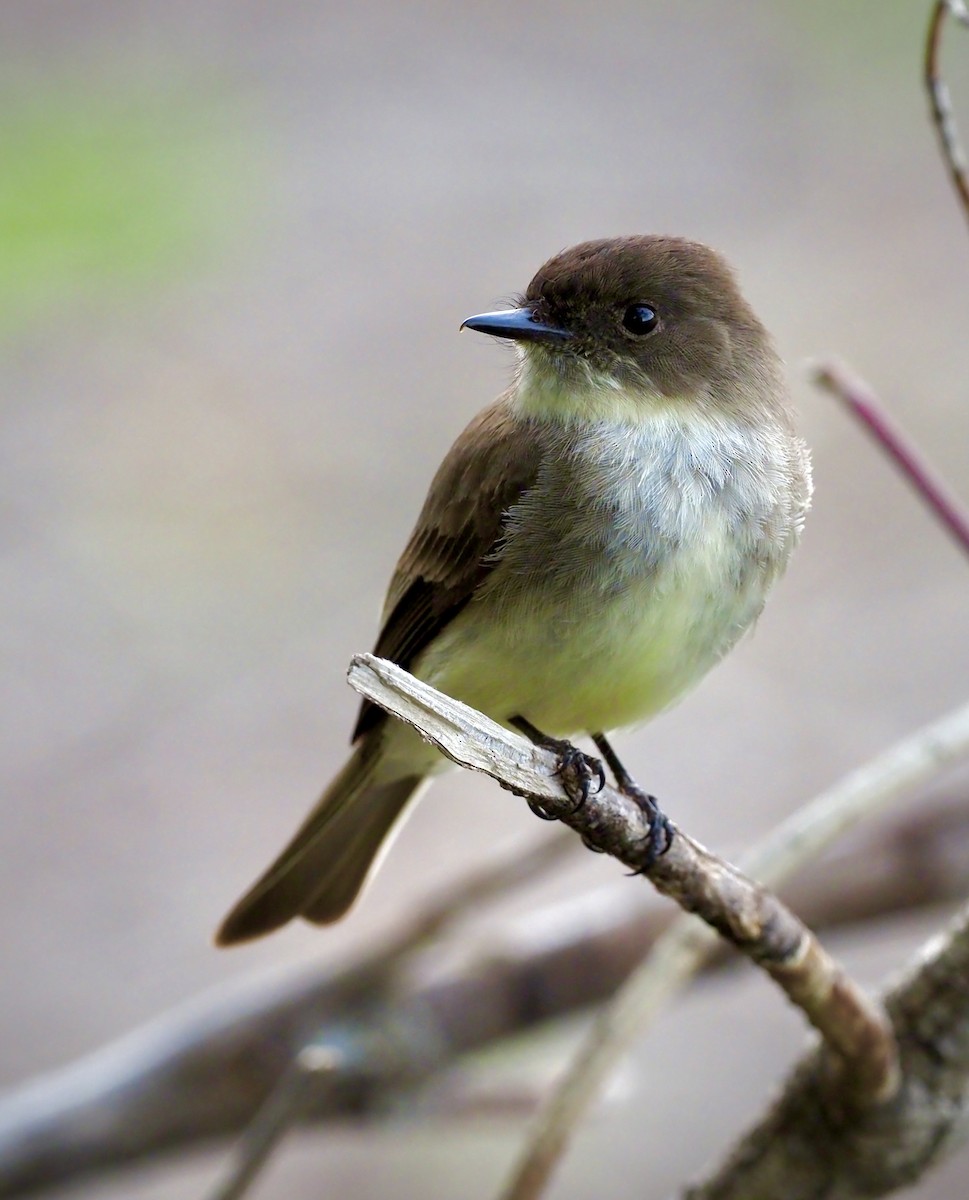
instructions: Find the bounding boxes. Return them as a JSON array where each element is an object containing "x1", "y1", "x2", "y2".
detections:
[{"x1": 621, "y1": 304, "x2": 659, "y2": 335}]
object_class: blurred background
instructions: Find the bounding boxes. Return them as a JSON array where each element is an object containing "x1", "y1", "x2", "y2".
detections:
[{"x1": 1, "y1": 1, "x2": 968, "y2": 1196}]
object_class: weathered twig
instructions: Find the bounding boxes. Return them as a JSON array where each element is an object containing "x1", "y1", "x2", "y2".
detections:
[
  {"x1": 685, "y1": 899, "x2": 969, "y2": 1199},
  {"x1": 812, "y1": 359, "x2": 969, "y2": 559},
  {"x1": 925, "y1": 0, "x2": 969, "y2": 233},
  {"x1": 500, "y1": 686, "x2": 969, "y2": 1200},
  {"x1": 347, "y1": 657, "x2": 931, "y2": 1200},
  {"x1": 347, "y1": 657, "x2": 898, "y2": 1113}
]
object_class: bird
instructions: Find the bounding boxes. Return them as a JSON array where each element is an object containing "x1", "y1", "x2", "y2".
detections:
[{"x1": 216, "y1": 234, "x2": 811, "y2": 945}]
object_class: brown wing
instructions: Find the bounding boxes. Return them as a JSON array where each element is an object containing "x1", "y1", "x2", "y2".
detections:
[{"x1": 352, "y1": 393, "x2": 542, "y2": 741}]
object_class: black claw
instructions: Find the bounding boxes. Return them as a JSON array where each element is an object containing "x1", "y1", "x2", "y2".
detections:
[
  {"x1": 627, "y1": 789, "x2": 675, "y2": 873},
  {"x1": 510, "y1": 715, "x2": 605, "y2": 818},
  {"x1": 589, "y1": 732, "x2": 674, "y2": 872},
  {"x1": 526, "y1": 796, "x2": 558, "y2": 821},
  {"x1": 554, "y1": 743, "x2": 606, "y2": 813}
]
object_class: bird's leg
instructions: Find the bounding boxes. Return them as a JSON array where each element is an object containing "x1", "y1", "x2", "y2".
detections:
[
  {"x1": 510, "y1": 715, "x2": 606, "y2": 819},
  {"x1": 591, "y1": 733, "x2": 675, "y2": 869}
]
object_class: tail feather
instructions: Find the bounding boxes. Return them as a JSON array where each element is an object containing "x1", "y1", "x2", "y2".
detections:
[{"x1": 216, "y1": 746, "x2": 422, "y2": 945}]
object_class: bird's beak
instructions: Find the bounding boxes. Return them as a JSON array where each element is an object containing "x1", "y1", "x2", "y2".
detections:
[{"x1": 460, "y1": 306, "x2": 571, "y2": 345}]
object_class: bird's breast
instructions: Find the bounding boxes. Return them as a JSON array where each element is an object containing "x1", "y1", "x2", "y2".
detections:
[
  {"x1": 497, "y1": 411, "x2": 795, "y2": 596},
  {"x1": 421, "y1": 408, "x2": 805, "y2": 734}
]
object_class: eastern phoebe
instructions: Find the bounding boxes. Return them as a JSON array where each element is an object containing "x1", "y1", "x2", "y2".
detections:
[{"x1": 216, "y1": 235, "x2": 811, "y2": 945}]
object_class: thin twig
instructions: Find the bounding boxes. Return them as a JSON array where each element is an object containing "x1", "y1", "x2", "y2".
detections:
[
  {"x1": 925, "y1": 0, "x2": 969, "y2": 232},
  {"x1": 811, "y1": 359, "x2": 969, "y2": 559},
  {"x1": 497, "y1": 693, "x2": 969, "y2": 1200},
  {"x1": 208, "y1": 1041, "x2": 347, "y2": 1200}
]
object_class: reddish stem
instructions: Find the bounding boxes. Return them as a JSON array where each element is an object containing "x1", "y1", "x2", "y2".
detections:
[{"x1": 812, "y1": 360, "x2": 969, "y2": 561}]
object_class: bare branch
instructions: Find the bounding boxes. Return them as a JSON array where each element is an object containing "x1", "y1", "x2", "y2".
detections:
[
  {"x1": 812, "y1": 359, "x2": 969, "y2": 560},
  {"x1": 344, "y1": 656, "x2": 906, "y2": 1200},
  {"x1": 494, "y1": 681, "x2": 969, "y2": 1200},
  {"x1": 685, "y1": 899, "x2": 969, "y2": 1199},
  {"x1": 925, "y1": 0, "x2": 969, "y2": 233},
  {"x1": 1, "y1": 669, "x2": 968, "y2": 1196},
  {"x1": 348, "y1": 658, "x2": 897, "y2": 1097}
]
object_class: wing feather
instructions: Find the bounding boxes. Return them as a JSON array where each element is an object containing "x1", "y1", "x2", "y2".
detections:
[{"x1": 352, "y1": 394, "x2": 542, "y2": 741}]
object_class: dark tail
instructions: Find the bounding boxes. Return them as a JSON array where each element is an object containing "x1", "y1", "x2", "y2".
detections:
[{"x1": 216, "y1": 746, "x2": 422, "y2": 945}]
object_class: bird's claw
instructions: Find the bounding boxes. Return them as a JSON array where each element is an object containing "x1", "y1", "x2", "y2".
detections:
[
  {"x1": 510, "y1": 715, "x2": 606, "y2": 820},
  {"x1": 525, "y1": 744, "x2": 604, "y2": 819},
  {"x1": 554, "y1": 742, "x2": 606, "y2": 813},
  {"x1": 526, "y1": 795, "x2": 559, "y2": 821},
  {"x1": 622, "y1": 785, "x2": 675, "y2": 872}
]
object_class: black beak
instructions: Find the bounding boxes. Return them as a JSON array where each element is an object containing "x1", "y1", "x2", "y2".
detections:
[{"x1": 460, "y1": 306, "x2": 571, "y2": 345}]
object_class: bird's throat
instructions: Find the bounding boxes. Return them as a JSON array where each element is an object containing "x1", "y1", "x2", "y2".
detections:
[{"x1": 512, "y1": 350, "x2": 668, "y2": 426}]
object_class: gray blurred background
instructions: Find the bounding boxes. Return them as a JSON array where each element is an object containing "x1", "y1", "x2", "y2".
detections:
[{"x1": 2, "y1": 2, "x2": 968, "y2": 1196}]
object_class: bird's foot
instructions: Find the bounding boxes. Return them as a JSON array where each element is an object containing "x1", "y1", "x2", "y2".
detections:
[
  {"x1": 510, "y1": 716, "x2": 606, "y2": 819},
  {"x1": 623, "y1": 783, "x2": 676, "y2": 872},
  {"x1": 590, "y1": 732, "x2": 675, "y2": 871},
  {"x1": 551, "y1": 741, "x2": 607, "y2": 813}
]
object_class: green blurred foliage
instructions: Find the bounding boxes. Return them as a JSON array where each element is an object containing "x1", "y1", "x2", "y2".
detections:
[{"x1": 0, "y1": 86, "x2": 248, "y2": 332}]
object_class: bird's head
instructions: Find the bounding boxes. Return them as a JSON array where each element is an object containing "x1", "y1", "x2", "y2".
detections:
[{"x1": 462, "y1": 235, "x2": 782, "y2": 423}]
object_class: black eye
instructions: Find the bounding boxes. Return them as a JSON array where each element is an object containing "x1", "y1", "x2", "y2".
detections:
[{"x1": 621, "y1": 304, "x2": 658, "y2": 335}]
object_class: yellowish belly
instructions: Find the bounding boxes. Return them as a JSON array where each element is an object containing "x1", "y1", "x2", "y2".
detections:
[{"x1": 418, "y1": 546, "x2": 767, "y2": 737}]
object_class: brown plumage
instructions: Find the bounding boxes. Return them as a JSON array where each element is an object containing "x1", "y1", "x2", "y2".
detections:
[
  {"x1": 216, "y1": 235, "x2": 810, "y2": 944},
  {"x1": 353, "y1": 397, "x2": 543, "y2": 740}
]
